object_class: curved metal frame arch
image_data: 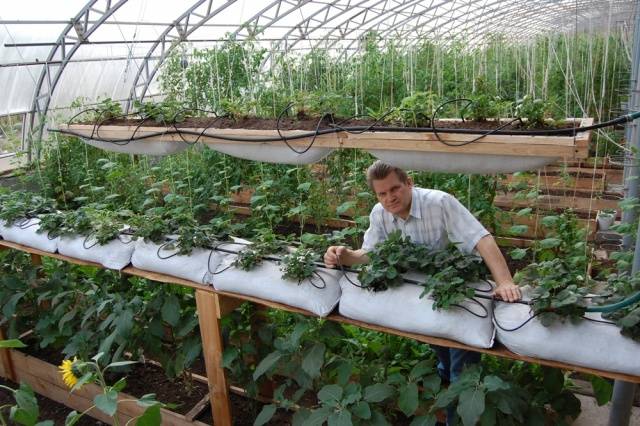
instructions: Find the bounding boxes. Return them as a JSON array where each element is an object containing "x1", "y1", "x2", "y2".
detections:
[
  {"x1": 126, "y1": 0, "x2": 239, "y2": 111},
  {"x1": 258, "y1": 0, "x2": 373, "y2": 69},
  {"x1": 26, "y1": 0, "x2": 128, "y2": 157},
  {"x1": 262, "y1": 0, "x2": 422, "y2": 68},
  {"x1": 302, "y1": 0, "x2": 437, "y2": 56},
  {"x1": 336, "y1": 0, "x2": 500, "y2": 55},
  {"x1": 230, "y1": 0, "x2": 316, "y2": 41}
]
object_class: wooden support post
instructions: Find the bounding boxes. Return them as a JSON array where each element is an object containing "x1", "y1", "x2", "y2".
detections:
[
  {"x1": 195, "y1": 290, "x2": 232, "y2": 426},
  {"x1": 0, "y1": 327, "x2": 16, "y2": 382}
]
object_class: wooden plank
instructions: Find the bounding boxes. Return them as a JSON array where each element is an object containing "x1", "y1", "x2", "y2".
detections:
[
  {"x1": 63, "y1": 123, "x2": 584, "y2": 158},
  {"x1": 8, "y1": 351, "x2": 208, "y2": 426},
  {"x1": 185, "y1": 393, "x2": 211, "y2": 422},
  {"x1": 500, "y1": 173, "x2": 605, "y2": 192},
  {"x1": 493, "y1": 210, "x2": 596, "y2": 240},
  {"x1": 0, "y1": 327, "x2": 15, "y2": 381},
  {"x1": 195, "y1": 291, "x2": 232, "y2": 426},
  {"x1": 494, "y1": 192, "x2": 620, "y2": 217}
]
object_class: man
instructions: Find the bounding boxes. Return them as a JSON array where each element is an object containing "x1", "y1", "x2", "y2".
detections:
[{"x1": 324, "y1": 160, "x2": 521, "y2": 424}]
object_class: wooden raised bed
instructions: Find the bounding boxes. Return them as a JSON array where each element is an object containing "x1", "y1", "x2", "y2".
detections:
[
  {"x1": 59, "y1": 118, "x2": 593, "y2": 173},
  {"x1": 0, "y1": 350, "x2": 208, "y2": 426}
]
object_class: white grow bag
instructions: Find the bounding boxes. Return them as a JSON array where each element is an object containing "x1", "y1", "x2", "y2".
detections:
[
  {"x1": 82, "y1": 138, "x2": 190, "y2": 156},
  {"x1": 369, "y1": 150, "x2": 559, "y2": 174},
  {"x1": 339, "y1": 272, "x2": 496, "y2": 348},
  {"x1": 131, "y1": 239, "x2": 220, "y2": 285},
  {"x1": 0, "y1": 218, "x2": 58, "y2": 253},
  {"x1": 57, "y1": 234, "x2": 136, "y2": 270},
  {"x1": 204, "y1": 142, "x2": 333, "y2": 165},
  {"x1": 211, "y1": 251, "x2": 341, "y2": 317},
  {"x1": 494, "y1": 301, "x2": 640, "y2": 376}
]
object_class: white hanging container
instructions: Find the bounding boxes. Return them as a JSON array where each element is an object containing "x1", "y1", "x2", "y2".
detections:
[
  {"x1": 57, "y1": 233, "x2": 136, "y2": 270},
  {"x1": 0, "y1": 218, "x2": 58, "y2": 253},
  {"x1": 338, "y1": 272, "x2": 496, "y2": 348}
]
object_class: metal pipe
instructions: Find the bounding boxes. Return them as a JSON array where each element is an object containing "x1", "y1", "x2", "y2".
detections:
[{"x1": 609, "y1": 2, "x2": 640, "y2": 425}]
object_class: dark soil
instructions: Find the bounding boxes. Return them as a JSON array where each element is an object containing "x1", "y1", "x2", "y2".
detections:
[
  {"x1": 0, "y1": 377, "x2": 107, "y2": 426},
  {"x1": 93, "y1": 115, "x2": 577, "y2": 132}
]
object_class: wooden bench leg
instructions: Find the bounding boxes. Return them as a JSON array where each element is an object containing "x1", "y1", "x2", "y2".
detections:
[{"x1": 196, "y1": 290, "x2": 232, "y2": 426}]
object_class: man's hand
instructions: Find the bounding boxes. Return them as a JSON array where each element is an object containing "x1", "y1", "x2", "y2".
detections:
[
  {"x1": 493, "y1": 282, "x2": 521, "y2": 303},
  {"x1": 324, "y1": 245, "x2": 348, "y2": 268}
]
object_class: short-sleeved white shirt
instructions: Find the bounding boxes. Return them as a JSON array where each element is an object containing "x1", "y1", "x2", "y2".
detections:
[{"x1": 362, "y1": 187, "x2": 489, "y2": 254}]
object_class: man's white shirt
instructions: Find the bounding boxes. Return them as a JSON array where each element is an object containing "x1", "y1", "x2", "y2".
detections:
[{"x1": 362, "y1": 187, "x2": 489, "y2": 254}]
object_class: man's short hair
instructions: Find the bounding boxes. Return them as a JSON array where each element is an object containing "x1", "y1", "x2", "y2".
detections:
[{"x1": 366, "y1": 160, "x2": 409, "y2": 189}]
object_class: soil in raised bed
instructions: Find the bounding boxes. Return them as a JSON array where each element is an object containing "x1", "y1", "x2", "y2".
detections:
[
  {"x1": 0, "y1": 377, "x2": 108, "y2": 426},
  {"x1": 92, "y1": 115, "x2": 577, "y2": 132}
]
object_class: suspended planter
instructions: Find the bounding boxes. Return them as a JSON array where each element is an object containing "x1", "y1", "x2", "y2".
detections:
[
  {"x1": 58, "y1": 124, "x2": 335, "y2": 164},
  {"x1": 493, "y1": 300, "x2": 640, "y2": 376},
  {"x1": 0, "y1": 218, "x2": 58, "y2": 253},
  {"x1": 57, "y1": 233, "x2": 137, "y2": 270},
  {"x1": 211, "y1": 247, "x2": 342, "y2": 317},
  {"x1": 349, "y1": 118, "x2": 593, "y2": 174},
  {"x1": 58, "y1": 117, "x2": 592, "y2": 172},
  {"x1": 338, "y1": 272, "x2": 496, "y2": 348}
]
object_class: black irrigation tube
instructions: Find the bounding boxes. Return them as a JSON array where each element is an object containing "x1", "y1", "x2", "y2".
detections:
[{"x1": 51, "y1": 103, "x2": 640, "y2": 146}]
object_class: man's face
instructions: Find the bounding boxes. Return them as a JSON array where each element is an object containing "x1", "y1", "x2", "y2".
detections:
[{"x1": 371, "y1": 172, "x2": 413, "y2": 218}]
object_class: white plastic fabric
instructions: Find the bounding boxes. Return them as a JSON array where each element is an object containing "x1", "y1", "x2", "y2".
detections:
[
  {"x1": 82, "y1": 138, "x2": 190, "y2": 156},
  {"x1": 338, "y1": 272, "x2": 496, "y2": 348},
  {"x1": 211, "y1": 251, "x2": 341, "y2": 317},
  {"x1": 130, "y1": 239, "x2": 219, "y2": 285},
  {"x1": 494, "y1": 301, "x2": 640, "y2": 376},
  {"x1": 204, "y1": 142, "x2": 333, "y2": 165},
  {"x1": 0, "y1": 218, "x2": 58, "y2": 253},
  {"x1": 369, "y1": 150, "x2": 559, "y2": 174},
  {"x1": 57, "y1": 234, "x2": 136, "y2": 270}
]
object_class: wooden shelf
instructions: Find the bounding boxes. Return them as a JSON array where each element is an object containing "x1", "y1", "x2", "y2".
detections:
[
  {"x1": 2, "y1": 236, "x2": 639, "y2": 426},
  {"x1": 60, "y1": 118, "x2": 592, "y2": 159}
]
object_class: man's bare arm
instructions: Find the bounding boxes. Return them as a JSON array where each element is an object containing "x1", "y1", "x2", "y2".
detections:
[
  {"x1": 323, "y1": 246, "x2": 369, "y2": 268},
  {"x1": 475, "y1": 235, "x2": 521, "y2": 302}
]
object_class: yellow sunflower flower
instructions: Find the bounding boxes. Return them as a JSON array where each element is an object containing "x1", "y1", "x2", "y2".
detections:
[{"x1": 59, "y1": 357, "x2": 81, "y2": 389}]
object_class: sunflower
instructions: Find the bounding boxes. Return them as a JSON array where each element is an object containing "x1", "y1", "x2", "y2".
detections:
[{"x1": 59, "y1": 357, "x2": 82, "y2": 388}]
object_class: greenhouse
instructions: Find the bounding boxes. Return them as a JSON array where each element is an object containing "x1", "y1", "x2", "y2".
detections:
[{"x1": 2, "y1": 0, "x2": 640, "y2": 425}]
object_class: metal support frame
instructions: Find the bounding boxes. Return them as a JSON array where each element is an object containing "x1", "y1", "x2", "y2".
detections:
[
  {"x1": 125, "y1": 0, "x2": 239, "y2": 111},
  {"x1": 610, "y1": 2, "x2": 640, "y2": 423},
  {"x1": 25, "y1": 0, "x2": 128, "y2": 159}
]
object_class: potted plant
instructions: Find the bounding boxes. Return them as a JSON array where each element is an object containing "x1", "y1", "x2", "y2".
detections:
[{"x1": 597, "y1": 208, "x2": 616, "y2": 231}]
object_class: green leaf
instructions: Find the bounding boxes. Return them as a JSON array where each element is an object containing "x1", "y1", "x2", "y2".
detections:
[
  {"x1": 253, "y1": 351, "x2": 282, "y2": 381},
  {"x1": 303, "y1": 406, "x2": 333, "y2": 426},
  {"x1": 35, "y1": 422, "x2": 54, "y2": 426},
  {"x1": 94, "y1": 389, "x2": 118, "y2": 416},
  {"x1": 409, "y1": 360, "x2": 433, "y2": 381},
  {"x1": 337, "y1": 201, "x2": 357, "y2": 216},
  {"x1": 65, "y1": 411, "x2": 82, "y2": 426},
  {"x1": 457, "y1": 387, "x2": 485, "y2": 426},
  {"x1": 11, "y1": 383, "x2": 39, "y2": 426},
  {"x1": 222, "y1": 347, "x2": 239, "y2": 369},
  {"x1": 297, "y1": 182, "x2": 312, "y2": 192},
  {"x1": 111, "y1": 377, "x2": 127, "y2": 393},
  {"x1": 253, "y1": 404, "x2": 277, "y2": 426},
  {"x1": 410, "y1": 415, "x2": 437, "y2": 426},
  {"x1": 541, "y1": 215, "x2": 559, "y2": 227},
  {"x1": 135, "y1": 404, "x2": 161, "y2": 426},
  {"x1": 509, "y1": 225, "x2": 528, "y2": 236},
  {"x1": 590, "y1": 376, "x2": 613, "y2": 406},
  {"x1": 398, "y1": 382, "x2": 419, "y2": 417},
  {"x1": 363, "y1": 383, "x2": 394, "y2": 403},
  {"x1": 543, "y1": 367, "x2": 564, "y2": 395},
  {"x1": 302, "y1": 343, "x2": 325, "y2": 378},
  {"x1": 369, "y1": 410, "x2": 391, "y2": 426},
  {"x1": 0, "y1": 339, "x2": 26, "y2": 348},
  {"x1": 161, "y1": 295, "x2": 180, "y2": 327},
  {"x1": 352, "y1": 401, "x2": 371, "y2": 419},
  {"x1": 106, "y1": 361, "x2": 138, "y2": 370},
  {"x1": 516, "y1": 207, "x2": 533, "y2": 216},
  {"x1": 538, "y1": 238, "x2": 561, "y2": 249},
  {"x1": 483, "y1": 375, "x2": 509, "y2": 392},
  {"x1": 318, "y1": 384, "x2": 343, "y2": 406},
  {"x1": 509, "y1": 248, "x2": 528, "y2": 260},
  {"x1": 136, "y1": 394, "x2": 160, "y2": 408},
  {"x1": 328, "y1": 409, "x2": 352, "y2": 426}
]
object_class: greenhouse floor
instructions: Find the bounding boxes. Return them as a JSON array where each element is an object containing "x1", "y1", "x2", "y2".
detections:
[{"x1": 575, "y1": 394, "x2": 640, "y2": 425}]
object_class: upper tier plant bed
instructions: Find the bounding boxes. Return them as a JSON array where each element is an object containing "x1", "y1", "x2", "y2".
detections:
[{"x1": 58, "y1": 117, "x2": 593, "y2": 174}]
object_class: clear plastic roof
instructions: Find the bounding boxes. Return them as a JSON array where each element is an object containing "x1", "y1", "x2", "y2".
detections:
[{"x1": 0, "y1": 0, "x2": 637, "y2": 117}]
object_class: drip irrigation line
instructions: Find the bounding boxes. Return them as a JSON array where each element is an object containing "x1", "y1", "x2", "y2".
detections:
[
  {"x1": 82, "y1": 232, "x2": 99, "y2": 250},
  {"x1": 53, "y1": 103, "x2": 640, "y2": 152}
]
